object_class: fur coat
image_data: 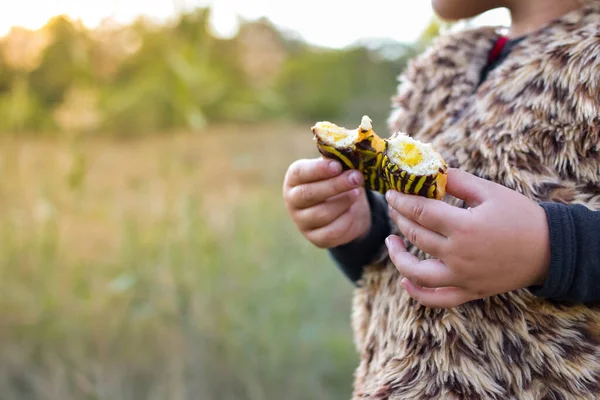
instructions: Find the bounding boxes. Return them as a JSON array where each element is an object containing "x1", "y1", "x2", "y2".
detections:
[{"x1": 351, "y1": 4, "x2": 600, "y2": 399}]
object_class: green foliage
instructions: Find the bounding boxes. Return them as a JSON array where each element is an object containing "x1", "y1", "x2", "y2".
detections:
[
  {"x1": 276, "y1": 45, "x2": 413, "y2": 125},
  {"x1": 0, "y1": 7, "x2": 431, "y2": 136},
  {"x1": 28, "y1": 16, "x2": 93, "y2": 109},
  {"x1": 98, "y1": 10, "x2": 227, "y2": 135},
  {"x1": 0, "y1": 75, "x2": 54, "y2": 133}
]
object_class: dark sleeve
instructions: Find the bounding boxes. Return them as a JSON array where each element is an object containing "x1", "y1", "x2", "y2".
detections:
[
  {"x1": 529, "y1": 202, "x2": 600, "y2": 303},
  {"x1": 327, "y1": 190, "x2": 391, "y2": 285}
]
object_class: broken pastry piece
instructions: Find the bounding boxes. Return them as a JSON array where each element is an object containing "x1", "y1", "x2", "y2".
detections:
[
  {"x1": 382, "y1": 131, "x2": 447, "y2": 200},
  {"x1": 311, "y1": 116, "x2": 447, "y2": 199},
  {"x1": 312, "y1": 116, "x2": 387, "y2": 194}
]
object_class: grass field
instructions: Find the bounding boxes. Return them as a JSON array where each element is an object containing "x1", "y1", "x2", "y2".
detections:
[{"x1": 0, "y1": 123, "x2": 358, "y2": 400}]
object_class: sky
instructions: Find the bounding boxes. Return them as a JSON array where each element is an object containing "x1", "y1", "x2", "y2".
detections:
[{"x1": 0, "y1": 0, "x2": 511, "y2": 49}]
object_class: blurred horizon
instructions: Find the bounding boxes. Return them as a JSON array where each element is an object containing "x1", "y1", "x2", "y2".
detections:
[
  {"x1": 0, "y1": 6, "x2": 436, "y2": 137},
  {"x1": 0, "y1": 3, "x2": 510, "y2": 138}
]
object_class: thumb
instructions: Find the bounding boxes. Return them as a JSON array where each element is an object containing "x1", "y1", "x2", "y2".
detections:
[{"x1": 445, "y1": 168, "x2": 492, "y2": 207}]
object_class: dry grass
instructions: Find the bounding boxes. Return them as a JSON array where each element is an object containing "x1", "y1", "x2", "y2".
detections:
[{"x1": 0, "y1": 123, "x2": 357, "y2": 400}]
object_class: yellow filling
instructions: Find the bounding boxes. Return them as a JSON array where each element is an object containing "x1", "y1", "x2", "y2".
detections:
[
  {"x1": 329, "y1": 132, "x2": 348, "y2": 142},
  {"x1": 398, "y1": 143, "x2": 422, "y2": 167}
]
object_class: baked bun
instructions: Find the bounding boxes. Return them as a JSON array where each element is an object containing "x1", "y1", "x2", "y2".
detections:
[{"x1": 312, "y1": 115, "x2": 447, "y2": 199}]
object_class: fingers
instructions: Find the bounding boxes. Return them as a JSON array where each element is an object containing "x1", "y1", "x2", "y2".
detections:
[
  {"x1": 294, "y1": 188, "x2": 360, "y2": 231},
  {"x1": 445, "y1": 168, "x2": 492, "y2": 207},
  {"x1": 388, "y1": 207, "x2": 447, "y2": 257},
  {"x1": 387, "y1": 234, "x2": 469, "y2": 308},
  {"x1": 385, "y1": 190, "x2": 464, "y2": 236},
  {"x1": 287, "y1": 170, "x2": 364, "y2": 209},
  {"x1": 285, "y1": 158, "x2": 343, "y2": 188},
  {"x1": 385, "y1": 235, "x2": 456, "y2": 288},
  {"x1": 305, "y1": 199, "x2": 363, "y2": 248},
  {"x1": 401, "y1": 278, "x2": 474, "y2": 309}
]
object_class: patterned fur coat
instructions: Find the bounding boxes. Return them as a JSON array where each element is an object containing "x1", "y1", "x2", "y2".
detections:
[{"x1": 351, "y1": 4, "x2": 600, "y2": 399}]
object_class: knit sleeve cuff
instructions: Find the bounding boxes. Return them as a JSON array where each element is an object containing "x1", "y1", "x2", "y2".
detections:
[
  {"x1": 327, "y1": 190, "x2": 392, "y2": 285},
  {"x1": 528, "y1": 202, "x2": 577, "y2": 299}
]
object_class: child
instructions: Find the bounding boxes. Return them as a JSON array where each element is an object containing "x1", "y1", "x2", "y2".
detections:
[{"x1": 283, "y1": 0, "x2": 600, "y2": 398}]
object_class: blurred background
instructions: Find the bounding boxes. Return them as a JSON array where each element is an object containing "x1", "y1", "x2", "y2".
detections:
[{"x1": 0, "y1": 1, "x2": 508, "y2": 399}]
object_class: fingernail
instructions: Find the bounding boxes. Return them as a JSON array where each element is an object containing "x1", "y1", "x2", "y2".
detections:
[
  {"x1": 385, "y1": 190, "x2": 393, "y2": 202},
  {"x1": 385, "y1": 235, "x2": 393, "y2": 249},
  {"x1": 349, "y1": 171, "x2": 362, "y2": 186},
  {"x1": 329, "y1": 161, "x2": 341, "y2": 174},
  {"x1": 350, "y1": 188, "x2": 360, "y2": 197}
]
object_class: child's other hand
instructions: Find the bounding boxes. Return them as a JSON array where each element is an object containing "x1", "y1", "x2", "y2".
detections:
[
  {"x1": 283, "y1": 158, "x2": 371, "y2": 249},
  {"x1": 385, "y1": 168, "x2": 551, "y2": 308}
]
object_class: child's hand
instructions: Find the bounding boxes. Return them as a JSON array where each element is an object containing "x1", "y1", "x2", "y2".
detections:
[
  {"x1": 283, "y1": 158, "x2": 371, "y2": 249},
  {"x1": 385, "y1": 168, "x2": 551, "y2": 308}
]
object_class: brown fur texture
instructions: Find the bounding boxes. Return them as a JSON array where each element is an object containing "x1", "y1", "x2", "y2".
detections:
[{"x1": 351, "y1": 4, "x2": 600, "y2": 399}]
